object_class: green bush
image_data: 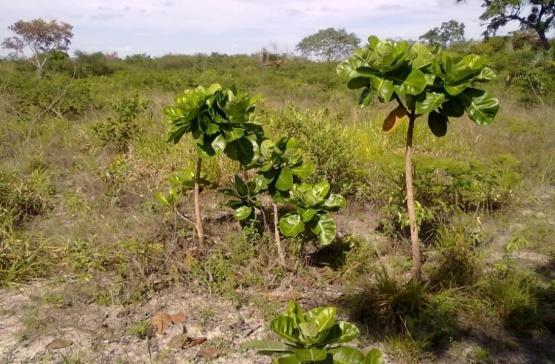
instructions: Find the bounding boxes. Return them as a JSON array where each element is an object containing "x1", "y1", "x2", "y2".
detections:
[
  {"x1": 4, "y1": 72, "x2": 92, "y2": 117},
  {"x1": 0, "y1": 168, "x2": 52, "y2": 227},
  {"x1": 266, "y1": 105, "x2": 368, "y2": 197},
  {"x1": 92, "y1": 94, "x2": 149, "y2": 152},
  {"x1": 379, "y1": 155, "x2": 520, "y2": 241}
]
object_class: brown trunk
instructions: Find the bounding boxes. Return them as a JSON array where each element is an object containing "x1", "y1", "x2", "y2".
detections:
[
  {"x1": 405, "y1": 115, "x2": 422, "y2": 280},
  {"x1": 194, "y1": 157, "x2": 204, "y2": 245},
  {"x1": 537, "y1": 28, "x2": 550, "y2": 50},
  {"x1": 273, "y1": 202, "x2": 286, "y2": 267}
]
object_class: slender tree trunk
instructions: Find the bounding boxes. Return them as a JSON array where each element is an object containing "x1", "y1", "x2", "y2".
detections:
[
  {"x1": 194, "y1": 157, "x2": 204, "y2": 245},
  {"x1": 273, "y1": 202, "x2": 286, "y2": 267},
  {"x1": 405, "y1": 115, "x2": 422, "y2": 280},
  {"x1": 537, "y1": 28, "x2": 550, "y2": 49}
]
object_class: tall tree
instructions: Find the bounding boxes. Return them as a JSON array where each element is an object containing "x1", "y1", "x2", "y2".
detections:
[
  {"x1": 458, "y1": 0, "x2": 554, "y2": 48},
  {"x1": 296, "y1": 28, "x2": 360, "y2": 61},
  {"x1": 2, "y1": 18, "x2": 74, "y2": 77},
  {"x1": 420, "y1": 20, "x2": 466, "y2": 47}
]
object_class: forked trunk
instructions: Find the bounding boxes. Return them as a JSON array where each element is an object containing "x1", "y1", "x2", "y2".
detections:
[
  {"x1": 194, "y1": 157, "x2": 204, "y2": 245},
  {"x1": 273, "y1": 202, "x2": 286, "y2": 267},
  {"x1": 405, "y1": 115, "x2": 422, "y2": 280}
]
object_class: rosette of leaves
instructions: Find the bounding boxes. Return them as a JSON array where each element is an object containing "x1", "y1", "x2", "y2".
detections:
[
  {"x1": 221, "y1": 175, "x2": 262, "y2": 226},
  {"x1": 338, "y1": 35, "x2": 499, "y2": 280},
  {"x1": 165, "y1": 83, "x2": 264, "y2": 165},
  {"x1": 155, "y1": 168, "x2": 212, "y2": 208},
  {"x1": 337, "y1": 36, "x2": 499, "y2": 135},
  {"x1": 279, "y1": 181, "x2": 346, "y2": 246},
  {"x1": 243, "y1": 301, "x2": 383, "y2": 364},
  {"x1": 255, "y1": 137, "x2": 315, "y2": 200}
]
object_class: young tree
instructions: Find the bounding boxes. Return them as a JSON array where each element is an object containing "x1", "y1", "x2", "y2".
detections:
[
  {"x1": 296, "y1": 28, "x2": 360, "y2": 61},
  {"x1": 165, "y1": 84, "x2": 264, "y2": 245},
  {"x1": 457, "y1": 0, "x2": 554, "y2": 49},
  {"x1": 338, "y1": 36, "x2": 499, "y2": 280},
  {"x1": 419, "y1": 20, "x2": 466, "y2": 47},
  {"x1": 2, "y1": 18, "x2": 73, "y2": 77}
]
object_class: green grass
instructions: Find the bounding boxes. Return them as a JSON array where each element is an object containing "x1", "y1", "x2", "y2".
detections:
[{"x1": 0, "y1": 45, "x2": 554, "y2": 362}]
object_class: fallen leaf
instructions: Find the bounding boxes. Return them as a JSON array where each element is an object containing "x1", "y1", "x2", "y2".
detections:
[
  {"x1": 151, "y1": 312, "x2": 172, "y2": 335},
  {"x1": 46, "y1": 338, "x2": 73, "y2": 350},
  {"x1": 184, "y1": 336, "x2": 207, "y2": 348},
  {"x1": 167, "y1": 335, "x2": 207, "y2": 349},
  {"x1": 151, "y1": 311, "x2": 187, "y2": 335},
  {"x1": 197, "y1": 347, "x2": 222, "y2": 359},
  {"x1": 169, "y1": 312, "x2": 187, "y2": 324}
]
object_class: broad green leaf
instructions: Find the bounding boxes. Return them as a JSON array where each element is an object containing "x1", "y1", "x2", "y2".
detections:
[
  {"x1": 441, "y1": 98, "x2": 464, "y2": 117},
  {"x1": 364, "y1": 349, "x2": 384, "y2": 364},
  {"x1": 383, "y1": 104, "x2": 407, "y2": 133},
  {"x1": 329, "y1": 347, "x2": 365, "y2": 364},
  {"x1": 396, "y1": 69, "x2": 427, "y2": 95},
  {"x1": 277, "y1": 355, "x2": 302, "y2": 364},
  {"x1": 240, "y1": 340, "x2": 292, "y2": 353},
  {"x1": 298, "y1": 322, "x2": 319, "y2": 338},
  {"x1": 312, "y1": 214, "x2": 337, "y2": 246},
  {"x1": 369, "y1": 75, "x2": 394, "y2": 102},
  {"x1": 291, "y1": 161, "x2": 315, "y2": 179},
  {"x1": 415, "y1": 92, "x2": 445, "y2": 115},
  {"x1": 334, "y1": 321, "x2": 360, "y2": 343},
  {"x1": 309, "y1": 307, "x2": 336, "y2": 333},
  {"x1": 300, "y1": 208, "x2": 318, "y2": 223},
  {"x1": 275, "y1": 167, "x2": 294, "y2": 191},
  {"x1": 234, "y1": 175, "x2": 248, "y2": 196},
  {"x1": 428, "y1": 111, "x2": 448, "y2": 137},
  {"x1": 324, "y1": 194, "x2": 347, "y2": 210},
  {"x1": 359, "y1": 87, "x2": 373, "y2": 107},
  {"x1": 348, "y1": 77, "x2": 370, "y2": 90},
  {"x1": 225, "y1": 137, "x2": 255, "y2": 165},
  {"x1": 234, "y1": 206, "x2": 252, "y2": 221},
  {"x1": 457, "y1": 89, "x2": 499, "y2": 125},
  {"x1": 211, "y1": 134, "x2": 227, "y2": 154},
  {"x1": 444, "y1": 81, "x2": 472, "y2": 96},
  {"x1": 155, "y1": 191, "x2": 174, "y2": 207},
  {"x1": 476, "y1": 66, "x2": 496, "y2": 81},
  {"x1": 279, "y1": 214, "x2": 305, "y2": 238},
  {"x1": 224, "y1": 127, "x2": 244, "y2": 142},
  {"x1": 205, "y1": 123, "x2": 220, "y2": 135},
  {"x1": 313, "y1": 181, "x2": 331, "y2": 200},
  {"x1": 260, "y1": 139, "x2": 275, "y2": 158},
  {"x1": 293, "y1": 348, "x2": 328, "y2": 362},
  {"x1": 271, "y1": 316, "x2": 301, "y2": 344}
]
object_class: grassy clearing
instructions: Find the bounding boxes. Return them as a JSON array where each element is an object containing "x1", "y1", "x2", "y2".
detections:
[{"x1": 0, "y1": 46, "x2": 554, "y2": 362}]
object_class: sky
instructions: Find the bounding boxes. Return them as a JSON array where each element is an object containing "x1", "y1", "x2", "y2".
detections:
[{"x1": 0, "y1": 0, "x2": 523, "y2": 57}]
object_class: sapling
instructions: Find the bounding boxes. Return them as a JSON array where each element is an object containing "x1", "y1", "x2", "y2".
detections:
[
  {"x1": 164, "y1": 84, "x2": 264, "y2": 245},
  {"x1": 339, "y1": 36, "x2": 499, "y2": 279}
]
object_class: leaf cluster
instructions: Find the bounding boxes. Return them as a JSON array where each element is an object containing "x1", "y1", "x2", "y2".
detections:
[
  {"x1": 338, "y1": 36, "x2": 499, "y2": 136},
  {"x1": 279, "y1": 181, "x2": 346, "y2": 246},
  {"x1": 165, "y1": 83, "x2": 264, "y2": 165},
  {"x1": 244, "y1": 301, "x2": 383, "y2": 364}
]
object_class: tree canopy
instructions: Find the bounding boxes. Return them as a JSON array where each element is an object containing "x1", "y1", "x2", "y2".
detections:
[
  {"x1": 2, "y1": 18, "x2": 73, "y2": 76},
  {"x1": 296, "y1": 28, "x2": 360, "y2": 61},
  {"x1": 458, "y1": 0, "x2": 554, "y2": 48},
  {"x1": 419, "y1": 20, "x2": 466, "y2": 47}
]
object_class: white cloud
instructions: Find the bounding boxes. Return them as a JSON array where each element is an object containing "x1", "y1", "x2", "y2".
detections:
[{"x1": 0, "y1": 0, "x2": 521, "y2": 56}]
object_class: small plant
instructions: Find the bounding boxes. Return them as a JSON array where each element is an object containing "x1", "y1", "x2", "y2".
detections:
[
  {"x1": 221, "y1": 175, "x2": 264, "y2": 228},
  {"x1": 92, "y1": 94, "x2": 148, "y2": 152},
  {"x1": 244, "y1": 301, "x2": 383, "y2": 364},
  {"x1": 279, "y1": 181, "x2": 346, "y2": 246},
  {"x1": 339, "y1": 36, "x2": 499, "y2": 279},
  {"x1": 255, "y1": 136, "x2": 315, "y2": 265},
  {"x1": 164, "y1": 84, "x2": 264, "y2": 245}
]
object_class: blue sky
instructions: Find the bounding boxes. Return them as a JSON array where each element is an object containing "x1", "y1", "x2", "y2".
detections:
[{"x1": 0, "y1": 0, "x2": 521, "y2": 57}]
